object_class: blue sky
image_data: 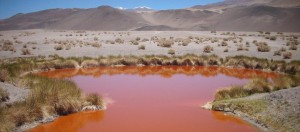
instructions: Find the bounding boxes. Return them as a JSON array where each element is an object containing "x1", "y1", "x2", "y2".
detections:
[{"x1": 0, "y1": 0, "x2": 223, "y2": 19}]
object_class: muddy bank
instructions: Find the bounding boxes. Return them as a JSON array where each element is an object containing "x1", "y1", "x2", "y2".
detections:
[{"x1": 206, "y1": 86, "x2": 300, "y2": 131}]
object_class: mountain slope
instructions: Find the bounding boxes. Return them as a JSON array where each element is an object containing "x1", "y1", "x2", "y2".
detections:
[
  {"x1": 204, "y1": 5, "x2": 300, "y2": 31},
  {"x1": 1, "y1": 1, "x2": 300, "y2": 31}
]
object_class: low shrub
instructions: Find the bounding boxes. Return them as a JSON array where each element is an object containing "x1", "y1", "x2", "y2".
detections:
[
  {"x1": 138, "y1": 45, "x2": 145, "y2": 50},
  {"x1": 224, "y1": 48, "x2": 229, "y2": 52},
  {"x1": 215, "y1": 86, "x2": 250, "y2": 101},
  {"x1": 21, "y1": 48, "x2": 31, "y2": 55},
  {"x1": 270, "y1": 36, "x2": 277, "y2": 41},
  {"x1": 257, "y1": 42, "x2": 270, "y2": 52},
  {"x1": 289, "y1": 44, "x2": 297, "y2": 50},
  {"x1": 221, "y1": 41, "x2": 228, "y2": 46},
  {"x1": 130, "y1": 40, "x2": 139, "y2": 45},
  {"x1": 168, "y1": 49, "x2": 175, "y2": 55},
  {"x1": 86, "y1": 93, "x2": 103, "y2": 106},
  {"x1": 182, "y1": 39, "x2": 191, "y2": 46},
  {"x1": 0, "y1": 88, "x2": 9, "y2": 102},
  {"x1": 273, "y1": 50, "x2": 281, "y2": 56},
  {"x1": 283, "y1": 52, "x2": 292, "y2": 59},
  {"x1": 54, "y1": 45, "x2": 64, "y2": 50},
  {"x1": 203, "y1": 45, "x2": 213, "y2": 53},
  {"x1": 115, "y1": 38, "x2": 124, "y2": 44},
  {"x1": 158, "y1": 39, "x2": 174, "y2": 48},
  {"x1": 91, "y1": 42, "x2": 101, "y2": 48}
]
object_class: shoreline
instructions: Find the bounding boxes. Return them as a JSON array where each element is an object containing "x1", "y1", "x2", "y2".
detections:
[
  {"x1": 0, "y1": 55, "x2": 299, "y2": 131},
  {"x1": 203, "y1": 87, "x2": 300, "y2": 131}
]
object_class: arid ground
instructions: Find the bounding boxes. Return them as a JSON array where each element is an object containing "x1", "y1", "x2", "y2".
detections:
[{"x1": 0, "y1": 30, "x2": 299, "y2": 60}]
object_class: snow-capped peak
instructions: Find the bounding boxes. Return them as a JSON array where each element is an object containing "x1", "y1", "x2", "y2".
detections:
[
  {"x1": 134, "y1": 6, "x2": 152, "y2": 10},
  {"x1": 116, "y1": 7, "x2": 127, "y2": 10}
]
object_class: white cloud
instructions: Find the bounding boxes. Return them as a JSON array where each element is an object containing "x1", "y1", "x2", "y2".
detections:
[
  {"x1": 134, "y1": 6, "x2": 152, "y2": 9},
  {"x1": 116, "y1": 7, "x2": 126, "y2": 10}
]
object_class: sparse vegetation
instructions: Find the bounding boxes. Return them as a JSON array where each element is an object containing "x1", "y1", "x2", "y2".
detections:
[
  {"x1": 289, "y1": 44, "x2": 297, "y2": 50},
  {"x1": 270, "y1": 36, "x2": 277, "y2": 41},
  {"x1": 115, "y1": 38, "x2": 124, "y2": 44},
  {"x1": 54, "y1": 45, "x2": 64, "y2": 50},
  {"x1": 0, "y1": 88, "x2": 9, "y2": 102},
  {"x1": 257, "y1": 42, "x2": 270, "y2": 52},
  {"x1": 21, "y1": 48, "x2": 31, "y2": 55},
  {"x1": 203, "y1": 45, "x2": 213, "y2": 53},
  {"x1": 130, "y1": 40, "x2": 139, "y2": 45},
  {"x1": 158, "y1": 39, "x2": 174, "y2": 48},
  {"x1": 182, "y1": 39, "x2": 191, "y2": 46},
  {"x1": 215, "y1": 78, "x2": 274, "y2": 101},
  {"x1": 221, "y1": 41, "x2": 228, "y2": 46},
  {"x1": 168, "y1": 49, "x2": 175, "y2": 55},
  {"x1": 273, "y1": 50, "x2": 281, "y2": 56},
  {"x1": 224, "y1": 48, "x2": 229, "y2": 52},
  {"x1": 283, "y1": 52, "x2": 292, "y2": 59},
  {"x1": 138, "y1": 45, "x2": 145, "y2": 50},
  {"x1": 0, "y1": 70, "x2": 103, "y2": 131}
]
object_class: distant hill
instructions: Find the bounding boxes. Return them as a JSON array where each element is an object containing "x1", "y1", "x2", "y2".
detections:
[{"x1": 1, "y1": 0, "x2": 300, "y2": 31}]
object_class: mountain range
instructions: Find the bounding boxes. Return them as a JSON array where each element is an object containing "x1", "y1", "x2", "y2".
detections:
[{"x1": 1, "y1": 0, "x2": 300, "y2": 31}]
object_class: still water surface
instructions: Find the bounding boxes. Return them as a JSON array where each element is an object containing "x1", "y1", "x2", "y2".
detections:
[{"x1": 31, "y1": 66, "x2": 278, "y2": 132}]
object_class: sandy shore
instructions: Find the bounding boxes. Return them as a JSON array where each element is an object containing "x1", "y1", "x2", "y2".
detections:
[{"x1": 0, "y1": 29, "x2": 299, "y2": 61}]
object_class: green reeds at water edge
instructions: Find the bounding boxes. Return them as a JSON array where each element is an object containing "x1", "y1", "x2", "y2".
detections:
[
  {"x1": 214, "y1": 74, "x2": 300, "y2": 101},
  {"x1": 0, "y1": 74, "x2": 103, "y2": 132}
]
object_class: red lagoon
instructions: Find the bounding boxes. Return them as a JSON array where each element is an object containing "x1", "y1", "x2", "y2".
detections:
[{"x1": 31, "y1": 66, "x2": 278, "y2": 132}]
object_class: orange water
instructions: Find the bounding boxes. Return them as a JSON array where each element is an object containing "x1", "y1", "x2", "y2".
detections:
[{"x1": 31, "y1": 66, "x2": 277, "y2": 132}]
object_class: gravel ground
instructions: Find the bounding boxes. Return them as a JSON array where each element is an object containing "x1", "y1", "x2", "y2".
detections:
[
  {"x1": 0, "y1": 29, "x2": 299, "y2": 61},
  {"x1": 0, "y1": 82, "x2": 29, "y2": 106},
  {"x1": 210, "y1": 86, "x2": 300, "y2": 131}
]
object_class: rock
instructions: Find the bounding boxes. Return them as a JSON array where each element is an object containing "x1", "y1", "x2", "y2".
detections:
[
  {"x1": 81, "y1": 105, "x2": 105, "y2": 111},
  {"x1": 201, "y1": 102, "x2": 212, "y2": 110}
]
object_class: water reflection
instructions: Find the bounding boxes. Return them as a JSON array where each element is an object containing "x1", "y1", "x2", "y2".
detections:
[
  {"x1": 38, "y1": 66, "x2": 278, "y2": 79},
  {"x1": 31, "y1": 66, "x2": 277, "y2": 132}
]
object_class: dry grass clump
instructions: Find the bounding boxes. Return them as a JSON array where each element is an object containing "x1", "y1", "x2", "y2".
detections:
[
  {"x1": 105, "y1": 40, "x2": 115, "y2": 44},
  {"x1": 138, "y1": 45, "x2": 145, "y2": 50},
  {"x1": 0, "y1": 69, "x2": 10, "y2": 82},
  {"x1": 283, "y1": 52, "x2": 292, "y2": 59},
  {"x1": 86, "y1": 93, "x2": 103, "y2": 106},
  {"x1": 243, "y1": 78, "x2": 273, "y2": 93},
  {"x1": 224, "y1": 48, "x2": 229, "y2": 52},
  {"x1": 158, "y1": 39, "x2": 174, "y2": 48},
  {"x1": 0, "y1": 74, "x2": 98, "y2": 130},
  {"x1": 182, "y1": 38, "x2": 191, "y2": 46},
  {"x1": 221, "y1": 41, "x2": 228, "y2": 46},
  {"x1": 168, "y1": 49, "x2": 175, "y2": 55},
  {"x1": 115, "y1": 38, "x2": 124, "y2": 44},
  {"x1": 0, "y1": 87, "x2": 9, "y2": 102},
  {"x1": 273, "y1": 50, "x2": 281, "y2": 56},
  {"x1": 203, "y1": 45, "x2": 213, "y2": 53},
  {"x1": 289, "y1": 44, "x2": 297, "y2": 50},
  {"x1": 135, "y1": 37, "x2": 141, "y2": 41},
  {"x1": 237, "y1": 45, "x2": 248, "y2": 51},
  {"x1": 257, "y1": 42, "x2": 270, "y2": 52},
  {"x1": 54, "y1": 45, "x2": 64, "y2": 50},
  {"x1": 130, "y1": 40, "x2": 139, "y2": 45},
  {"x1": 215, "y1": 86, "x2": 249, "y2": 101},
  {"x1": 91, "y1": 42, "x2": 101, "y2": 48},
  {"x1": 215, "y1": 78, "x2": 272, "y2": 101},
  {"x1": 142, "y1": 38, "x2": 149, "y2": 42},
  {"x1": 270, "y1": 36, "x2": 277, "y2": 41},
  {"x1": 1, "y1": 40, "x2": 15, "y2": 52},
  {"x1": 21, "y1": 48, "x2": 31, "y2": 55}
]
